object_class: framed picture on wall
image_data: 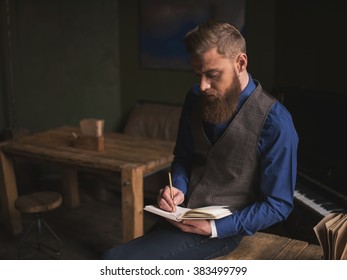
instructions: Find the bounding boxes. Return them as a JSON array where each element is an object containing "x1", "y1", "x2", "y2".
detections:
[{"x1": 139, "y1": 0, "x2": 246, "y2": 70}]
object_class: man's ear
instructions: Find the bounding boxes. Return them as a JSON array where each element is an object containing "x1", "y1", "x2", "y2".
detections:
[{"x1": 236, "y1": 53, "x2": 248, "y2": 72}]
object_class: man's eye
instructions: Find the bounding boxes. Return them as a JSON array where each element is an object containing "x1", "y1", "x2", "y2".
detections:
[{"x1": 207, "y1": 73, "x2": 221, "y2": 80}]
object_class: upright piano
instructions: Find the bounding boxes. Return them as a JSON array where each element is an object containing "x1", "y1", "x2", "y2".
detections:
[{"x1": 268, "y1": 87, "x2": 347, "y2": 244}]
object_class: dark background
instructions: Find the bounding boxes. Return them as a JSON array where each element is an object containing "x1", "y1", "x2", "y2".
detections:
[{"x1": 1, "y1": 0, "x2": 346, "y2": 136}]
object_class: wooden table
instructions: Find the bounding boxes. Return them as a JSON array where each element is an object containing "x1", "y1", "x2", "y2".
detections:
[{"x1": 0, "y1": 126, "x2": 175, "y2": 242}]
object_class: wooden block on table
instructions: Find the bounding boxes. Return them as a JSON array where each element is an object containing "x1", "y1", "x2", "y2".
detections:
[
  {"x1": 73, "y1": 135, "x2": 105, "y2": 152},
  {"x1": 72, "y1": 118, "x2": 105, "y2": 151},
  {"x1": 80, "y1": 118, "x2": 104, "y2": 137}
]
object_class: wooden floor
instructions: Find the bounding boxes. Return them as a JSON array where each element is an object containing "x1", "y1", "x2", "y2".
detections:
[{"x1": 0, "y1": 178, "x2": 158, "y2": 260}]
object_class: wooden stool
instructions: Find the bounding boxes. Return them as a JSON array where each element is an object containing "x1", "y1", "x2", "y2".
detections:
[{"x1": 15, "y1": 191, "x2": 62, "y2": 259}]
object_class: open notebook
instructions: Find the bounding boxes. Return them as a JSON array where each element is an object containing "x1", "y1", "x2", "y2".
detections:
[{"x1": 144, "y1": 205, "x2": 232, "y2": 222}]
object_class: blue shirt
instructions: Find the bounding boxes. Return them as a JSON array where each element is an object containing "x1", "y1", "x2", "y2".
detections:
[{"x1": 171, "y1": 75, "x2": 299, "y2": 238}]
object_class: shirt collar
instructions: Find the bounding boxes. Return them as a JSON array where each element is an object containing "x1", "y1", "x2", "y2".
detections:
[{"x1": 237, "y1": 73, "x2": 256, "y2": 109}]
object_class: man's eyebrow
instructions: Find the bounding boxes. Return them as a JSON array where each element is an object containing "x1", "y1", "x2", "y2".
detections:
[
  {"x1": 203, "y1": 68, "x2": 221, "y2": 73},
  {"x1": 194, "y1": 68, "x2": 221, "y2": 75}
]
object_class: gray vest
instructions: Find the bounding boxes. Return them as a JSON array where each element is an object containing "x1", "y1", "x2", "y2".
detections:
[{"x1": 187, "y1": 84, "x2": 276, "y2": 210}]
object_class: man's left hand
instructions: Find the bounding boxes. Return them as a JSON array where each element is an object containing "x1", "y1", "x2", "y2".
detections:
[{"x1": 168, "y1": 219, "x2": 212, "y2": 236}]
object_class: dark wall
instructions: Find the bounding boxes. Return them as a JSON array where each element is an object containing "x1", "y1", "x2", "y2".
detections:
[
  {"x1": 1, "y1": 0, "x2": 346, "y2": 138},
  {"x1": 245, "y1": 0, "x2": 276, "y2": 90},
  {"x1": 0, "y1": 39, "x2": 5, "y2": 132},
  {"x1": 118, "y1": 0, "x2": 197, "y2": 122},
  {"x1": 1, "y1": 0, "x2": 121, "y2": 135},
  {"x1": 275, "y1": 1, "x2": 347, "y2": 91}
]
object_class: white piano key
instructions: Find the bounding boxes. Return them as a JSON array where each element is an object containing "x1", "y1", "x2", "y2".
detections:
[{"x1": 294, "y1": 190, "x2": 331, "y2": 217}]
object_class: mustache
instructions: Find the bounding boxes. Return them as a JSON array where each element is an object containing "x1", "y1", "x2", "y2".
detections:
[{"x1": 201, "y1": 89, "x2": 218, "y2": 97}]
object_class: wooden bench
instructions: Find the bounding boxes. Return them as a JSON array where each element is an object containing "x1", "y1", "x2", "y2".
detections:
[{"x1": 214, "y1": 232, "x2": 322, "y2": 260}]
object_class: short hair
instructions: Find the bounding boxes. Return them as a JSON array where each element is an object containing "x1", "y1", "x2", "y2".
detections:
[{"x1": 184, "y1": 19, "x2": 246, "y2": 59}]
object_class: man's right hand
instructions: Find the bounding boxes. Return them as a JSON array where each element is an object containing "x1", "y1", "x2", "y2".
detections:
[{"x1": 157, "y1": 186, "x2": 184, "y2": 212}]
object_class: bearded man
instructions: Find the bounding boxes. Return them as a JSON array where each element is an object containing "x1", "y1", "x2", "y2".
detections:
[{"x1": 103, "y1": 19, "x2": 298, "y2": 260}]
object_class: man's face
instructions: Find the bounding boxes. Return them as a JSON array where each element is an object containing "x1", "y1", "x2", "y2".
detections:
[{"x1": 191, "y1": 47, "x2": 242, "y2": 124}]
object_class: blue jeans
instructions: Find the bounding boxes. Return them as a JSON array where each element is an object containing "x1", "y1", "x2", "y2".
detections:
[{"x1": 102, "y1": 219, "x2": 243, "y2": 260}]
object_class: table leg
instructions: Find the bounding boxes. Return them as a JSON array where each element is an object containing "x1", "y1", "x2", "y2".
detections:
[
  {"x1": 121, "y1": 166, "x2": 144, "y2": 243},
  {"x1": 62, "y1": 168, "x2": 80, "y2": 208},
  {"x1": 0, "y1": 148, "x2": 22, "y2": 235}
]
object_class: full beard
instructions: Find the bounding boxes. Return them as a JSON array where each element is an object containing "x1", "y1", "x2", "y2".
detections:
[{"x1": 200, "y1": 75, "x2": 242, "y2": 124}]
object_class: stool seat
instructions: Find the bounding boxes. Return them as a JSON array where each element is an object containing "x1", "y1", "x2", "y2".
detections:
[
  {"x1": 15, "y1": 191, "x2": 62, "y2": 214},
  {"x1": 15, "y1": 191, "x2": 62, "y2": 259}
]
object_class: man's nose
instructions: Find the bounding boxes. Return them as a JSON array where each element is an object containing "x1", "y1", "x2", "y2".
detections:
[{"x1": 200, "y1": 77, "x2": 211, "y2": 92}]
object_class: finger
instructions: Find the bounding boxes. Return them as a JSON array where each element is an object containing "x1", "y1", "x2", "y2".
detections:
[
  {"x1": 167, "y1": 219, "x2": 207, "y2": 235},
  {"x1": 157, "y1": 188, "x2": 175, "y2": 212},
  {"x1": 173, "y1": 222, "x2": 195, "y2": 233},
  {"x1": 157, "y1": 187, "x2": 171, "y2": 203},
  {"x1": 181, "y1": 219, "x2": 211, "y2": 236},
  {"x1": 162, "y1": 186, "x2": 176, "y2": 210},
  {"x1": 161, "y1": 185, "x2": 172, "y2": 200},
  {"x1": 173, "y1": 190, "x2": 185, "y2": 205},
  {"x1": 157, "y1": 188, "x2": 164, "y2": 204}
]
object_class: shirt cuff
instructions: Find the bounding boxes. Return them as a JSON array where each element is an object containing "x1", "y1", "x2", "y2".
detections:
[{"x1": 209, "y1": 220, "x2": 218, "y2": 238}]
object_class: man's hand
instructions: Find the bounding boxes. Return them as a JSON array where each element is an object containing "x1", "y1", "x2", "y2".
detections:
[
  {"x1": 157, "y1": 187, "x2": 212, "y2": 236},
  {"x1": 157, "y1": 186, "x2": 184, "y2": 212},
  {"x1": 168, "y1": 219, "x2": 212, "y2": 236}
]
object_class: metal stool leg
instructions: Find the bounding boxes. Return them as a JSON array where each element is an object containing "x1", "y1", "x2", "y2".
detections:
[
  {"x1": 17, "y1": 219, "x2": 36, "y2": 259},
  {"x1": 39, "y1": 216, "x2": 61, "y2": 259},
  {"x1": 17, "y1": 213, "x2": 61, "y2": 259}
]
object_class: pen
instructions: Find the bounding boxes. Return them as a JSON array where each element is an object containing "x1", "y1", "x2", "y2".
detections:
[{"x1": 168, "y1": 172, "x2": 174, "y2": 201}]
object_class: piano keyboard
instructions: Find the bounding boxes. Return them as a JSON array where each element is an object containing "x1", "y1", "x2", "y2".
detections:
[
  {"x1": 294, "y1": 173, "x2": 346, "y2": 217},
  {"x1": 294, "y1": 189, "x2": 331, "y2": 217}
]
